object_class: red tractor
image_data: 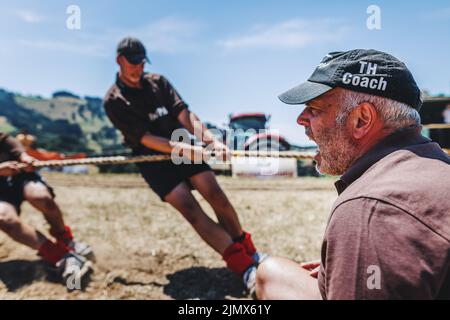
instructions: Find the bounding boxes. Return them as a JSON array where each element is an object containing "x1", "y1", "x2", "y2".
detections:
[
  {"x1": 206, "y1": 113, "x2": 291, "y2": 152},
  {"x1": 229, "y1": 113, "x2": 292, "y2": 151},
  {"x1": 205, "y1": 112, "x2": 318, "y2": 176}
]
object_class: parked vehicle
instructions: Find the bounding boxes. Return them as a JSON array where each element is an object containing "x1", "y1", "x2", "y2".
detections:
[
  {"x1": 420, "y1": 94, "x2": 450, "y2": 149},
  {"x1": 205, "y1": 113, "x2": 318, "y2": 176}
]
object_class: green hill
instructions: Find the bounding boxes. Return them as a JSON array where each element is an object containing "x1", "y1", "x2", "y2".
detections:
[{"x1": 0, "y1": 88, "x2": 127, "y2": 155}]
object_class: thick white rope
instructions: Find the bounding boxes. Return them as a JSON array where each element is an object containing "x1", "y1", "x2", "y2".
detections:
[{"x1": 20, "y1": 150, "x2": 316, "y2": 168}]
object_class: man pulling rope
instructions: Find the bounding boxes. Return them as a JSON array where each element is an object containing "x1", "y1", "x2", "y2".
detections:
[
  {"x1": 102, "y1": 37, "x2": 267, "y2": 295},
  {"x1": 0, "y1": 132, "x2": 93, "y2": 288}
]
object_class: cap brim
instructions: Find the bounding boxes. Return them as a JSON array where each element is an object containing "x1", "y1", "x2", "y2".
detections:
[
  {"x1": 124, "y1": 54, "x2": 151, "y2": 65},
  {"x1": 278, "y1": 81, "x2": 333, "y2": 105}
]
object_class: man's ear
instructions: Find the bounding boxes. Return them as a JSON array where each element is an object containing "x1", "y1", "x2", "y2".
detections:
[
  {"x1": 352, "y1": 102, "x2": 378, "y2": 140},
  {"x1": 116, "y1": 55, "x2": 122, "y2": 65}
]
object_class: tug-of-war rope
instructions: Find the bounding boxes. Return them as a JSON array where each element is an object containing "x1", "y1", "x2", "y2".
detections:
[
  {"x1": 18, "y1": 150, "x2": 317, "y2": 169},
  {"x1": 15, "y1": 146, "x2": 450, "y2": 169}
]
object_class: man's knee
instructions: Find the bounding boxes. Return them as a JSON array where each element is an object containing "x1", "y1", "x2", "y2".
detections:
[
  {"x1": 179, "y1": 202, "x2": 201, "y2": 225},
  {"x1": 27, "y1": 192, "x2": 56, "y2": 212},
  {"x1": 204, "y1": 186, "x2": 231, "y2": 209},
  {"x1": 255, "y1": 257, "x2": 280, "y2": 299},
  {"x1": 256, "y1": 257, "x2": 322, "y2": 300},
  {"x1": 0, "y1": 204, "x2": 21, "y2": 233},
  {"x1": 166, "y1": 193, "x2": 202, "y2": 226}
]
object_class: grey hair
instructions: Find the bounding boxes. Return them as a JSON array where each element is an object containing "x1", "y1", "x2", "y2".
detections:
[{"x1": 335, "y1": 89, "x2": 421, "y2": 130}]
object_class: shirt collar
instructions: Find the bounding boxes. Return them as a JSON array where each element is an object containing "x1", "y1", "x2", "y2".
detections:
[
  {"x1": 335, "y1": 125, "x2": 430, "y2": 195},
  {"x1": 115, "y1": 73, "x2": 147, "y2": 92}
]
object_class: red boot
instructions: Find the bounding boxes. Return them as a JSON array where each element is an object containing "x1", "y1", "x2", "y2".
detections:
[
  {"x1": 234, "y1": 231, "x2": 257, "y2": 256},
  {"x1": 50, "y1": 225, "x2": 92, "y2": 257},
  {"x1": 223, "y1": 242, "x2": 255, "y2": 275},
  {"x1": 50, "y1": 225, "x2": 73, "y2": 244},
  {"x1": 38, "y1": 239, "x2": 69, "y2": 265}
]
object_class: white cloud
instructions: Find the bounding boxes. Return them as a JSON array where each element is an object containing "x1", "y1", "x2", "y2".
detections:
[
  {"x1": 218, "y1": 18, "x2": 349, "y2": 51},
  {"x1": 17, "y1": 10, "x2": 45, "y2": 23}
]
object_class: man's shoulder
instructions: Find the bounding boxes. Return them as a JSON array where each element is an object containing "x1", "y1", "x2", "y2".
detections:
[
  {"x1": 334, "y1": 147, "x2": 450, "y2": 239},
  {"x1": 103, "y1": 83, "x2": 125, "y2": 108},
  {"x1": 142, "y1": 73, "x2": 166, "y2": 86},
  {"x1": 338, "y1": 146, "x2": 450, "y2": 202}
]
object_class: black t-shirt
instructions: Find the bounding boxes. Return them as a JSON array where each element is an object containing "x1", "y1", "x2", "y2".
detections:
[{"x1": 103, "y1": 73, "x2": 189, "y2": 154}]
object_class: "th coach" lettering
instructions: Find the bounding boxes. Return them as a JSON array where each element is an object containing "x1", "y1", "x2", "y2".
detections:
[
  {"x1": 342, "y1": 61, "x2": 388, "y2": 91},
  {"x1": 342, "y1": 72, "x2": 387, "y2": 91}
]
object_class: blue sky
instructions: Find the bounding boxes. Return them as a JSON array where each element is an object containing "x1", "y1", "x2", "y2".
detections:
[{"x1": 0, "y1": 0, "x2": 449, "y2": 145}]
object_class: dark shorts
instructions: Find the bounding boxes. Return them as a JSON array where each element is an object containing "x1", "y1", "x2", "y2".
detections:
[
  {"x1": 0, "y1": 172, "x2": 55, "y2": 214},
  {"x1": 137, "y1": 160, "x2": 212, "y2": 201}
]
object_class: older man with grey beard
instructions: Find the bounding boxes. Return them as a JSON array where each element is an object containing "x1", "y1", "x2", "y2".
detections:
[{"x1": 255, "y1": 49, "x2": 450, "y2": 300}]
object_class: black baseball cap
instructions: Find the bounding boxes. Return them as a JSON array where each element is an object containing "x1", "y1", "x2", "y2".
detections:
[
  {"x1": 117, "y1": 37, "x2": 150, "y2": 65},
  {"x1": 279, "y1": 49, "x2": 422, "y2": 110}
]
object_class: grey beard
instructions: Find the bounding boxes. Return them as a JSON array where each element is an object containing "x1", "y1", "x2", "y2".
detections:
[{"x1": 315, "y1": 125, "x2": 358, "y2": 176}]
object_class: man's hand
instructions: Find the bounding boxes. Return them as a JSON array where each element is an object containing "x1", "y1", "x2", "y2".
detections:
[
  {"x1": 301, "y1": 260, "x2": 321, "y2": 279},
  {"x1": 180, "y1": 145, "x2": 208, "y2": 163},
  {"x1": 177, "y1": 109, "x2": 231, "y2": 161},
  {"x1": 0, "y1": 161, "x2": 22, "y2": 176},
  {"x1": 18, "y1": 152, "x2": 37, "y2": 172}
]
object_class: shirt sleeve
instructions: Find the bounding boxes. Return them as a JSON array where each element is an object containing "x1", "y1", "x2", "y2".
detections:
[
  {"x1": 320, "y1": 197, "x2": 449, "y2": 300},
  {"x1": 103, "y1": 98, "x2": 149, "y2": 147},
  {"x1": 157, "y1": 75, "x2": 188, "y2": 118},
  {"x1": 0, "y1": 132, "x2": 25, "y2": 160}
]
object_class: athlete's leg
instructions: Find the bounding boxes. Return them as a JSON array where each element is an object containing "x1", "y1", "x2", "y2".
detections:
[
  {"x1": 22, "y1": 179, "x2": 92, "y2": 258},
  {"x1": 23, "y1": 181, "x2": 65, "y2": 235},
  {"x1": 164, "y1": 181, "x2": 234, "y2": 254},
  {"x1": 188, "y1": 171, "x2": 257, "y2": 257},
  {"x1": 0, "y1": 201, "x2": 69, "y2": 264},
  {"x1": 164, "y1": 181, "x2": 254, "y2": 275},
  {"x1": 0, "y1": 201, "x2": 45, "y2": 249},
  {"x1": 188, "y1": 171, "x2": 243, "y2": 239}
]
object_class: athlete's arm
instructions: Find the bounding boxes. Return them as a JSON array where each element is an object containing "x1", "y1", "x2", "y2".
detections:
[
  {"x1": 177, "y1": 109, "x2": 229, "y2": 160},
  {"x1": 177, "y1": 109, "x2": 219, "y2": 146},
  {"x1": 0, "y1": 161, "x2": 22, "y2": 176},
  {"x1": 17, "y1": 152, "x2": 37, "y2": 172},
  {"x1": 139, "y1": 109, "x2": 228, "y2": 160},
  {"x1": 140, "y1": 132, "x2": 177, "y2": 154},
  {"x1": 140, "y1": 132, "x2": 204, "y2": 161}
]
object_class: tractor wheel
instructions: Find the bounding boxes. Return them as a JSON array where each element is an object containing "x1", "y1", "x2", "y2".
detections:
[{"x1": 245, "y1": 137, "x2": 290, "y2": 152}]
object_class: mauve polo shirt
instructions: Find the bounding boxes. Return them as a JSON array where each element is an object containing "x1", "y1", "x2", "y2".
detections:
[{"x1": 318, "y1": 126, "x2": 450, "y2": 299}]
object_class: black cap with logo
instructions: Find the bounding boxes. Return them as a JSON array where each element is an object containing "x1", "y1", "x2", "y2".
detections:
[
  {"x1": 117, "y1": 37, "x2": 150, "y2": 65},
  {"x1": 278, "y1": 49, "x2": 422, "y2": 110}
]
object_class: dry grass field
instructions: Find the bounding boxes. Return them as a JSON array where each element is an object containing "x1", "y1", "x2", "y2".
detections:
[{"x1": 0, "y1": 173, "x2": 337, "y2": 300}]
